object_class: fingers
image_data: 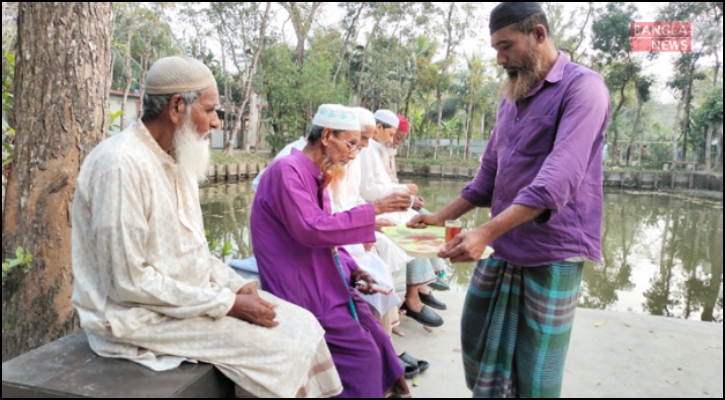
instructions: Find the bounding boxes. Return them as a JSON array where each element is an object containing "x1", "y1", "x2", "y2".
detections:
[{"x1": 407, "y1": 215, "x2": 425, "y2": 228}]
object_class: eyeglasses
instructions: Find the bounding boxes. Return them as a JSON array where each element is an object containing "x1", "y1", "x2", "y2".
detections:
[{"x1": 340, "y1": 138, "x2": 360, "y2": 155}]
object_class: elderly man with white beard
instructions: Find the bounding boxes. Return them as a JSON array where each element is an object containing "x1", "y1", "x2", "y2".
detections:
[{"x1": 71, "y1": 56, "x2": 343, "y2": 399}]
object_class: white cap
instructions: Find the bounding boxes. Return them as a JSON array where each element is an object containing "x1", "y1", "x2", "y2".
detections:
[
  {"x1": 354, "y1": 107, "x2": 376, "y2": 128},
  {"x1": 312, "y1": 104, "x2": 361, "y2": 131},
  {"x1": 374, "y1": 110, "x2": 400, "y2": 129}
]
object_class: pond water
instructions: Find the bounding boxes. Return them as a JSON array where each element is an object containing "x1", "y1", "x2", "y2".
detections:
[{"x1": 200, "y1": 179, "x2": 723, "y2": 323}]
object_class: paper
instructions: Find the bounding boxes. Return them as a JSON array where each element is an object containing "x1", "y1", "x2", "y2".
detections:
[{"x1": 382, "y1": 225, "x2": 494, "y2": 259}]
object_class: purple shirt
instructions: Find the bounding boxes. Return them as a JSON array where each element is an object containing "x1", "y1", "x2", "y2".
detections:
[{"x1": 461, "y1": 53, "x2": 610, "y2": 267}]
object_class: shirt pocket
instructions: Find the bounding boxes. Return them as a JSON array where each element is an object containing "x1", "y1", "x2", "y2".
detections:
[{"x1": 516, "y1": 116, "x2": 558, "y2": 157}]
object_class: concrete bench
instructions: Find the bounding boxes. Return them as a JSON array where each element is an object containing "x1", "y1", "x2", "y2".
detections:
[{"x1": 2, "y1": 331, "x2": 235, "y2": 398}]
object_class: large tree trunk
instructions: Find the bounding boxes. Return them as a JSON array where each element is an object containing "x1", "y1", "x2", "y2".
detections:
[{"x1": 2, "y1": 2, "x2": 111, "y2": 362}]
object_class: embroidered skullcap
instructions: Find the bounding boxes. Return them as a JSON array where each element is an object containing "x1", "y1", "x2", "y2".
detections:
[
  {"x1": 354, "y1": 107, "x2": 377, "y2": 128},
  {"x1": 145, "y1": 56, "x2": 217, "y2": 95},
  {"x1": 374, "y1": 110, "x2": 400, "y2": 129},
  {"x1": 312, "y1": 104, "x2": 361, "y2": 131},
  {"x1": 489, "y1": 2, "x2": 544, "y2": 35}
]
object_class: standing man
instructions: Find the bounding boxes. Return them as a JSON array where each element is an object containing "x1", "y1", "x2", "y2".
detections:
[{"x1": 411, "y1": 3, "x2": 610, "y2": 397}]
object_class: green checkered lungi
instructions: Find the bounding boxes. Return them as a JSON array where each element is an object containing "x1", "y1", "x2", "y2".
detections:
[{"x1": 461, "y1": 258, "x2": 584, "y2": 398}]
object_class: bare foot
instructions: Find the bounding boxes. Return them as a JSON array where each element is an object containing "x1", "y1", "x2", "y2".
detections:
[
  {"x1": 393, "y1": 327, "x2": 407, "y2": 337},
  {"x1": 423, "y1": 326, "x2": 433, "y2": 333}
]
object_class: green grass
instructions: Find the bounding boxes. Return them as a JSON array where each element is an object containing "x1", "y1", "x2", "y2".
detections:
[
  {"x1": 211, "y1": 150, "x2": 274, "y2": 166},
  {"x1": 400, "y1": 156, "x2": 483, "y2": 169}
]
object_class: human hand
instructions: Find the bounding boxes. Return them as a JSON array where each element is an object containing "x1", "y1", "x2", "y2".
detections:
[
  {"x1": 407, "y1": 212, "x2": 444, "y2": 229},
  {"x1": 228, "y1": 287, "x2": 279, "y2": 328},
  {"x1": 406, "y1": 184, "x2": 419, "y2": 196},
  {"x1": 351, "y1": 269, "x2": 377, "y2": 295},
  {"x1": 373, "y1": 193, "x2": 411, "y2": 215},
  {"x1": 375, "y1": 218, "x2": 396, "y2": 232},
  {"x1": 438, "y1": 227, "x2": 490, "y2": 263},
  {"x1": 412, "y1": 197, "x2": 425, "y2": 211}
]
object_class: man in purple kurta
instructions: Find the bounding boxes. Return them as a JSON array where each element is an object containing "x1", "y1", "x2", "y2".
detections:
[
  {"x1": 411, "y1": 3, "x2": 611, "y2": 398},
  {"x1": 252, "y1": 105, "x2": 412, "y2": 398}
]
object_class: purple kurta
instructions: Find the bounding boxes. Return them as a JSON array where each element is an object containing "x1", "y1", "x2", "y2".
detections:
[
  {"x1": 251, "y1": 149, "x2": 404, "y2": 398},
  {"x1": 462, "y1": 53, "x2": 610, "y2": 267}
]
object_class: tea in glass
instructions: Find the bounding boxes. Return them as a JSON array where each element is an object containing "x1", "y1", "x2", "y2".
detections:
[{"x1": 445, "y1": 220, "x2": 463, "y2": 243}]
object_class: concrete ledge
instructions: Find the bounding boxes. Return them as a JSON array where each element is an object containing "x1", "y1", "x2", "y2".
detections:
[{"x1": 2, "y1": 332, "x2": 234, "y2": 398}]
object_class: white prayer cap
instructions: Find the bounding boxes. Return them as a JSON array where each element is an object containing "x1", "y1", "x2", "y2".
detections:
[
  {"x1": 374, "y1": 110, "x2": 400, "y2": 129},
  {"x1": 354, "y1": 107, "x2": 376, "y2": 128},
  {"x1": 312, "y1": 104, "x2": 361, "y2": 131},
  {"x1": 145, "y1": 56, "x2": 217, "y2": 95}
]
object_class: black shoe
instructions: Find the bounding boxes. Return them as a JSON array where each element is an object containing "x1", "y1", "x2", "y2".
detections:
[
  {"x1": 399, "y1": 356, "x2": 420, "y2": 379},
  {"x1": 400, "y1": 302, "x2": 444, "y2": 328},
  {"x1": 419, "y1": 292, "x2": 447, "y2": 311},
  {"x1": 399, "y1": 352, "x2": 430, "y2": 374}
]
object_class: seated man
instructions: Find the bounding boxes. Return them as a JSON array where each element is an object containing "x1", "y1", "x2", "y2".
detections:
[
  {"x1": 330, "y1": 107, "x2": 410, "y2": 337},
  {"x1": 71, "y1": 56, "x2": 342, "y2": 399},
  {"x1": 359, "y1": 110, "x2": 446, "y2": 328},
  {"x1": 251, "y1": 104, "x2": 413, "y2": 398}
]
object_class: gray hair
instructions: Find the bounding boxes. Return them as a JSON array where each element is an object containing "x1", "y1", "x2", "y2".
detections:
[{"x1": 141, "y1": 90, "x2": 202, "y2": 121}]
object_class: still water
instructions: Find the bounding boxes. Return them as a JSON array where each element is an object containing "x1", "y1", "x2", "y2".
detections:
[{"x1": 200, "y1": 179, "x2": 723, "y2": 323}]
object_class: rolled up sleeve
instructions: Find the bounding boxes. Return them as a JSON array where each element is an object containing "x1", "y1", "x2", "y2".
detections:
[{"x1": 513, "y1": 73, "x2": 610, "y2": 222}]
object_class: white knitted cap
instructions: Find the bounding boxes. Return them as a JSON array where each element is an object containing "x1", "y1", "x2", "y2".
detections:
[
  {"x1": 374, "y1": 110, "x2": 400, "y2": 129},
  {"x1": 145, "y1": 56, "x2": 217, "y2": 95},
  {"x1": 354, "y1": 107, "x2": 377, "y2": 128}
]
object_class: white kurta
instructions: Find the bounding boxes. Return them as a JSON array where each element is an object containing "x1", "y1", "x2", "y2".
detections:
[
  {"x1": 359, "y1": 140, "x2": 410, "y2": 202},
  {"x1": 72, "y1": 124, "x2": 342, "y2": 398}
]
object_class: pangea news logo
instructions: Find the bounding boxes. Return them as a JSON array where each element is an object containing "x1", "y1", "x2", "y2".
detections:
[{"x1": 630, "y1": 22, "x2": 692, "y2": 52}]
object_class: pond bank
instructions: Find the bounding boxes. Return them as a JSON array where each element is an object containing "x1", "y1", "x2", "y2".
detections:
[
  {"x1": 393, "y1": 290, "x2": 723, "y2": 399},
  {"x1": 205, "y1": 162, "x2": 723, "y2": 197}
]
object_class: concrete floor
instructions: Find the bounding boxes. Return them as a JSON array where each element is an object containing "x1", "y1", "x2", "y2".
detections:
[{"x1": 391, "y1": 290, "x2": 723, "y2": 398}]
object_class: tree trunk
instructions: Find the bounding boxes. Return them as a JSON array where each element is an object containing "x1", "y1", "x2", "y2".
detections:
[
  {"x1": 464, "y1": 85, "x2": 475, "y2": 160},
  {"x1": 2, "y1": 2, "x2": 111, "y2": 362},
  {"x1": 332, "y1": 3, "x2": 365, "y2": 84},
  {"x1": 705, "y1": 123, "x2": 714, "y2": 171},
  {"x1": 610, "y1": 83, "x2": 628, "y2": 166},
  {"x1": 717, "y1": 131, "x2": 723, "y2": 171},
  {"x1": 627, "y1": 93, "x2": 644, "y2": 167},
  {"x1": 224, "y1": 2, "x2": 272, "y2": 155},
  {"x1": 434, "y1": 93, "x2": 443, "y2": 160},
  {"x1": 671, "y1": 100, "x2": 683, "y2": 168},
  {"x1": 681, "y1": 63, "x2": 696, "y2": 163}
]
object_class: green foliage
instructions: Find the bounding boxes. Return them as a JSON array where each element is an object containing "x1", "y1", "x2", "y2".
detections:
[
  {"x1": 109, "y1": 110, "x2": 124, "y2": 133},
  {"x1": 2, "y1": 247, "x2": 33, "y2": 286},
  {"x1": 205, "y1": 231, "x2": 234, "y2": 261}
]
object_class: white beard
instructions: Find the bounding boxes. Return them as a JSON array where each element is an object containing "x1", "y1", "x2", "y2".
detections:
[{"x1": 172, "y1": 118, "x2": 211, "y2": 184}]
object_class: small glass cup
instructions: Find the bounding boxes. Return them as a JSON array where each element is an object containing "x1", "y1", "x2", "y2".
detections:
[{"x1": 445, "y1": 220, "x2": 463, "y2": 243}]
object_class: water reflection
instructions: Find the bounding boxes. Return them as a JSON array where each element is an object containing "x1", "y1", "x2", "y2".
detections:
[{"x1": 200, "y1": 179, "x2": 723, "y2": 323}]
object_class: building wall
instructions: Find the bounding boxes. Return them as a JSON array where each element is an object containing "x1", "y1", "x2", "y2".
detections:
[{"x1": 109, "y1": 93, "x2": 141, "y2": 135}]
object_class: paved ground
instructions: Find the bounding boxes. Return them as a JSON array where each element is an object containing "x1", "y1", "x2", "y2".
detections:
[{"x1": 392, "y1": 290, "x2": 723, "y2": 398}]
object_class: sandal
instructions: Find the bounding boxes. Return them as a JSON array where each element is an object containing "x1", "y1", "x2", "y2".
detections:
[
  {"x1": 399, "y1": 352, "x2": 430, "y2": 374},
  {"x1": 400, "y1": 302, "x2": 444, "y2": 328},
  {"x1": 399, "y1": 357, "x2": 420, "y2": 379}
]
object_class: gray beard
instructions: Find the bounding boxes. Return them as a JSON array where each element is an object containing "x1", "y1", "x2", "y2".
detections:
[{"x1": 503, "y1": 49, "x2": 543, "y2": 102}]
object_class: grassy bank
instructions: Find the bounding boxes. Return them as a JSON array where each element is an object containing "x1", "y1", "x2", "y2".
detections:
[{"x1": 211, "y1": 150, "x2": 273, "y2": 166}]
